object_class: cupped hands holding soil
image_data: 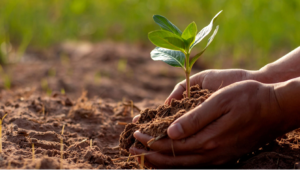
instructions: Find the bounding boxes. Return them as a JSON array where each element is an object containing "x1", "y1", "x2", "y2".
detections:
[
  {"x1": 119, "y1": 78, "x2": 300, "y2": 169},
  {"x1": 119, "y1": 85, "x2": 213, "y2": 151},
  {"x1": 119, "y1": 68, "x2": 255, "y2": 151}
]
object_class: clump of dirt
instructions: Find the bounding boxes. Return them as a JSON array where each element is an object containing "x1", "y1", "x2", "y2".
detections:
[
  {"x1": 0, "y1": 88, "x2": 167, "y2": 169},
  {"x1": 119, "y1": 85, "x2": 213, "y2": 151}
]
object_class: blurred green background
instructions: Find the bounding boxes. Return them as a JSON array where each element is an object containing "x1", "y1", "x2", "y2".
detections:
[{"x1": 0, "y1": 0, "x2": 299, "y2": 69}]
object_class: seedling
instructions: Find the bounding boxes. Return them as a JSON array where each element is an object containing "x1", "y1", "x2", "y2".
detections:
[{"x1": 148, "y1": 11, "x2": 222, "y2": 98}]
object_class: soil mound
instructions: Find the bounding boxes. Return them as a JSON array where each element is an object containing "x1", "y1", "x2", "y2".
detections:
[{"x1": 119, "y1": 85, "x2": 213, "y2": 150}]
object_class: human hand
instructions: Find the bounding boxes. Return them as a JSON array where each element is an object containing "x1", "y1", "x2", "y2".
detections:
[
  {"x1": 130, "y1": 80, "x2": 292, "y2": 168},
  {"x1": 132, "y1": 69, "x2": 258, "y2": 123},
  {"x1": 165, "y1": 69, "x2": 259, "y2": 105}
]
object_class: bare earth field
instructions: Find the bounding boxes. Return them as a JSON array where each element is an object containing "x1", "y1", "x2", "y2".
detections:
[{"x1": 0, "y1": 41, "x2": 300, "y2": 169}]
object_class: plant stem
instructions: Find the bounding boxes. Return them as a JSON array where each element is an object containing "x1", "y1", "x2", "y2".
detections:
[
  {"x1": 185, "y1": 71, "x2": 190, "y2": 98},
  {"x1": 185, "y1": 53, "x2": 191, "y2": 98}
]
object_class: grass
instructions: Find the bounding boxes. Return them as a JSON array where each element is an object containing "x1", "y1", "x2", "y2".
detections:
[
  {"x1": 0, "y1": 114, "x2": 7, "y2": 153},
  {"x1": 32, "y1": 143, "x2": 35, "y2": 161},
  {"x1": 0, "y1": 1, "x2": 299, "y2": 69},
  {"x1": 117, "y1": 58, "x2": 127, "y2": 72},
  {"x1": 3, "y1": 74, "x2": 11, "y2": 90},
  {"x1": 140, "y1": 153, "x2": 144, "y2": 169},
  {"x1": 60, "y1": 88, "x2": 65, "y2": 95},
  {"x1": 41, "y1": 79, "x2": 52, "y2": 96},
  {"x1": 60, "y1": 124, "x2": 65, "y2": 169},
  {"x1": 94, "y1": 71, "x2": 101, "y2": 85},
  {"x1": 0, "y1": 65, "x2": 11, "y2": 90},
  {"x1": 130, "y1": 100, "x2": 134, "y2": 117},
  {"x1": 127, "y1": 153, "x2": 131, "y2": 162}
]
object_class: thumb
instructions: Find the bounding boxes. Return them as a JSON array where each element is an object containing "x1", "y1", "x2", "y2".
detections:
[{"x1": 167, "y1": 92, "x2": 227, "y2": 139}]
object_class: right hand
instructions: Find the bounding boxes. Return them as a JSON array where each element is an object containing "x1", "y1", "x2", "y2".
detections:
[
  {"x1": 132, "y1": 69, "x2": 259, "y2": 123},
  {"x1": 164, "y1": 69, "x2": 259, "y2": 105}
]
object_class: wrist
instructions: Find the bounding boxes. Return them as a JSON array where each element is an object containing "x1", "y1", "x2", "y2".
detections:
[
  {"x1": 244, "y1": 69, "x2": 270, "y2": 83},
  {"x1": 248, "y1": 66, "x2": 278, "y2": 84},
  {"x1": 273, "y1": 78, "x2": 300, "y2": 130}
]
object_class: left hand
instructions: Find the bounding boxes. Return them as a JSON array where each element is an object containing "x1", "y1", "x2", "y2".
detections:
[{"x1": 129, "y1": 80, "x2": 292, "y2": 168}]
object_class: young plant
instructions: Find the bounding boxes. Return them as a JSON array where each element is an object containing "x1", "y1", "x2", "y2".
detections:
[{"x1": 148, "y1": 11, "x2": 222, "y2": 98}]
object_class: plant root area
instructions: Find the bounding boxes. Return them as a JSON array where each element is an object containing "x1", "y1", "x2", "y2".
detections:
[{"x1": 1, "y1": 42, "x2": 300, "y2": 168}]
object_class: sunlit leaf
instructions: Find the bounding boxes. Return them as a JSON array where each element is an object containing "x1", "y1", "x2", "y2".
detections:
[
  {"x1": 153, "y1": 15, "x2": 182, "y2": 36},
  {"x1": 190, "y1": 10, "x2": 222, "y2": 49},
  {"x1": 150, "y1": 47, "x2": 185, "y2": 68},
  {"x1": 148, "y1": 30, "x2": 186, "y2": 51},
  {"x1": 181, "y1": 22, "x2": 197, "y2": 48},
  {"x1": 189, "y1": 25, "x2": 219, "y2": 67}
]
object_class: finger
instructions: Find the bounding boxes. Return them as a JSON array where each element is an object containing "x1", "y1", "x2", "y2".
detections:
[
  {"x1": 167, "y1": 91, "x2": 229, "y2": 139},
  {"x1": 164, "y1": 72, "x2": 208, "y2": 105},
  {"x1": 129, "y1": 147, "x2": 213, "y2": 168},
  {"x1": 164, "y1": 82, "x2": 185, "y2": 105},
  {"x1": 134, "y1": 130, "x2": 217, "y2": 154},
  {"x1": 132, "y1": 115, "x2": 140, "y2": 123}
]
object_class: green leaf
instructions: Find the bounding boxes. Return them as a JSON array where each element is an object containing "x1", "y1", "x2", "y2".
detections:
[
  {"x1": 153, "y1": 15, "x2": 182, "y2": 36},
  {"x1": 190, "y1": 10, "x2": 222, "y2": 49},
  {"x1": 148, "y1": 30, "x2": 186, "y2": 51},
  {"x1": 181, "y1": 22, "x2": 197, "y2": 48},
  {"x1": 150, "y1": 47, "x2": 185, "y2": 69},
  {"x1": 189, "y1": 25, "x2": 219, "y2": 68}
]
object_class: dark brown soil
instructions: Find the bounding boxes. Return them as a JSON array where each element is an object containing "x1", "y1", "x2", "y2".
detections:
[
  {"x1": 1, "y1": 41, "x2": 300, "y2": 168},
  {"x1": 0, "y1": 88, "x2": 163, "y2": 169},
  {"x1": 119, "y1": 85, "x2": 213, "y2": 151}
]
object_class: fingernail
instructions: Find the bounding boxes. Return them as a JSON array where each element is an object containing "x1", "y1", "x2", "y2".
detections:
[
  {"x1": 168, "y1": 123, "x2": 184, "y2": 139},
  {"x1": 133, "y1": 130, "x2": 140, "y2": 138},
  {"x1": 133, "y1": 115, "x2": 140, "y2": 123},
  {"x1": 164, "y1": 99, "x2": 170, "y2": 105}
]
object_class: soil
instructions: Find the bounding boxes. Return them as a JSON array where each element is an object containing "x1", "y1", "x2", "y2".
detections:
[
  {"x1": 0, "y1": 88, "x2": 162, "y2": 169},
  {"x1": 119, "y1": 85, "x2": 213, "y2": 151},
  {"x1": 1, "y1": 41, "x2": 300, "y2": 168}
]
